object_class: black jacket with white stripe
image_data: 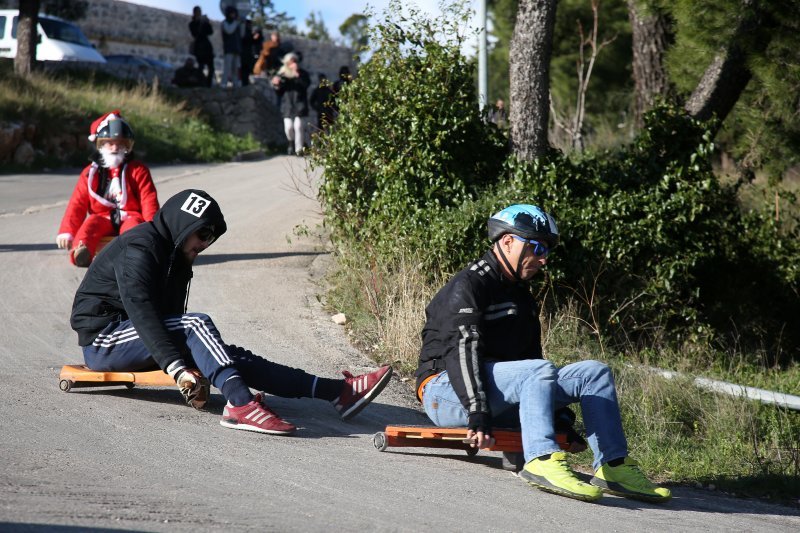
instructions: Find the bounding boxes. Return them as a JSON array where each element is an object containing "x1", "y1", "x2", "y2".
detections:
[
  {"x1": 70, "y1": 189, "x2": 227, "y2": 372},
  {"x1": 415, "y1": 250, "x2": 543, "y2": 433}
]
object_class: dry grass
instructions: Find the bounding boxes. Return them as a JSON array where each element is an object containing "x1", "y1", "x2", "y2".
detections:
[{"x1": 371, "y1": 257, "x2": 443, "y2": 374}]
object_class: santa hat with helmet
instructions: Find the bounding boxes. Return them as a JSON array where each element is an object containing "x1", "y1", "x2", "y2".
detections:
[{"x1": 88, "y1": 110, "x2": 134, "y2": 147}]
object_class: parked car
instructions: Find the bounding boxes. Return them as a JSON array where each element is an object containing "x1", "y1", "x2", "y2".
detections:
[
  {"x1": 140, "y1": 56, "x2": 173, "y2": 70},
  {"x1": 0, "y1": 10, "x2": 106, "y2": 63},
  {"x1": 103, "y1": 54, "x2": 150, "y2": 67},
  {"x1": 104, "y1": 54, "x2": 173, "y2": 70}
]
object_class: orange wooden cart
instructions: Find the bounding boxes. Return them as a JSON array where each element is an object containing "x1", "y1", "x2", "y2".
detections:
[
  {"x1": 58, "y1": 364, "x2": 174, "y2": 392},
  {"x1": 372, "y1": 425, "x2": 570, "y2": 457}
]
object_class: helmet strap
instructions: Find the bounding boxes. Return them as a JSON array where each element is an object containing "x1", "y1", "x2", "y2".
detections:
[
  {"x1": 516, "y1": 241, "x2": 530, "y2": 279},
  {"x1": 495, "y1": 240, "x2": 524, "y2": 282}
]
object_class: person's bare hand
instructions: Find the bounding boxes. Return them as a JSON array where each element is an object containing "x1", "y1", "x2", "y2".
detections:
[
  {"x1": 56, "y1": 235, "x2": 72, "y2": 249},
  {"x1": 466, "y1": 429, "x2": 495, "y2": 449},
  {"x1": 271, "y1": 75, "x2": 281, "y2": 87}
]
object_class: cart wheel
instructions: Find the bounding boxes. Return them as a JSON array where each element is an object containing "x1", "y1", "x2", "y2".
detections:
[
  {"x1": 59, "y1": 379, "x2": 73, "y2": 392},
  {"x1": 125, "y1": 383, "x2": 135, "y2": 389},
  {"x1": 372, "y1": 432, "x2": 388, "y2": 452},
  {"x1": 466, "y1": 446, "x2": 479, "y2": 457}
]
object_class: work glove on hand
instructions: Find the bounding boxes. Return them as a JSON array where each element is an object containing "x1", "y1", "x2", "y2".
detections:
[
  {"x1": 167, "y1": 360, "x2": 210, "y2": 410},
  {"x1": 56, "y1": 234, "x2": 72, "y2": 249},
  {"x1": 466, "y1": 411, "x2": 495, "y2": 448},
  {"x1": 554, "y1": 406, "x2": 588, "y2": 453}
]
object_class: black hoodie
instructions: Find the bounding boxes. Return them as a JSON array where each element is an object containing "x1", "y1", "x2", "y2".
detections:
[{"x1": 70, "y1": 189, "x2": 227, "y2": 371}]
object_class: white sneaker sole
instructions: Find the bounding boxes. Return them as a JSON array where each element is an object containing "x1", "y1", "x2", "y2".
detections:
[{"x1": 219, "y1": 418, "x2": 295, "y2": 435}]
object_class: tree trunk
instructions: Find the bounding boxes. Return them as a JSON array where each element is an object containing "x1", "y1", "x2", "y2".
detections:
[
  {"x1": 14, "y1": 0, "x2": 41, "y2": 77},
  {"x1": 684, "y1": 0, "x2": 771, "y2": 128},
  {"x1": 509, "y1": 0, "x2": 557, "y2": 161},
  {"x1": 627, "y1": 0, "x2": 672, "y2": 128}
]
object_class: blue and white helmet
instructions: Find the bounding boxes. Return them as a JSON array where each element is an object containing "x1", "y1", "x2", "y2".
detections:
[{"x1": 487, "y1": 204, "x2": 560, "y2": 247}]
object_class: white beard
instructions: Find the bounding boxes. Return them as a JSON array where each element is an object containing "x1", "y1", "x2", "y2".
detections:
[{"x1": 100, "y1": 148, "x2": 126, "y2": 169}]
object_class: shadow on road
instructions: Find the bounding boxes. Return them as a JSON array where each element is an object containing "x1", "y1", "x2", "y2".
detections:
[
  {"x1": 0, "y1": 524, "x2": 141, "y2": 533},
  {"x1": 0, "y1": 243, "x2": 56, "y2": 252},
  {"x1": 195, "y1": 251, "x2": 327, "y2": 265},
  {"x1": 64, "y1": 387, "x2": 428, "y2": 439}
]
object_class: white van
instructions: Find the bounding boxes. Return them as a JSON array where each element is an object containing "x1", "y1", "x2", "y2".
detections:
[{"x1": 0, "y1": 10, "x2": 106, "y2": 63}]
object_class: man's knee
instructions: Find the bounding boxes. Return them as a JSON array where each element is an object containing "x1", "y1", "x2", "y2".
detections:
[
  {"x1": 580, "y1": 360, "x2": 613, "y2": 381},
  {"x1": 519, "y1": 359, "x2": 558, "y2": 380}
]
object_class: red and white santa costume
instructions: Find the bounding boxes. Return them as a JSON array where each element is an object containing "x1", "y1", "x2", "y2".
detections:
[{"x1": 56, "y1": 111, "x2": 159, "y2": 265}]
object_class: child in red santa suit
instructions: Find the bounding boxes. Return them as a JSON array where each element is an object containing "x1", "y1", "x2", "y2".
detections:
[{"x1": 56, "y1": 111, "x2": 160, "y2": 267}]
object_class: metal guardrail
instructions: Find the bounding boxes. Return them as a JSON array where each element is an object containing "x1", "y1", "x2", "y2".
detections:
[{"x1": 648, "y1": 366, "x2": 800, "y2": 411}]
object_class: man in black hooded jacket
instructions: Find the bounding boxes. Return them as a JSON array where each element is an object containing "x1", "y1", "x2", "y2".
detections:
[{"x1": 71, "y1": 189, "x2": 392, "y2": 435}]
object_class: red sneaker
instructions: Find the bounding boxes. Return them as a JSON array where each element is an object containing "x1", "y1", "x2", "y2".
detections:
[
  {"x1": 220, "y1": 393, "x2": 296, "y2": 435},
  {"x1": 333, "y1": 366, "x2": 393, "y2": 421}
]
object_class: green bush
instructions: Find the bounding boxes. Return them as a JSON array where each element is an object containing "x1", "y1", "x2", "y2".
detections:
[
  {"x1": 313, "y1": 5, "x2": 800, "y2": 362},
  {"x1": 311, "y1": 1, "x2": 506, "y2": 267},
  {"x1": 492, "y1": 107, "x2": 800, "y2": 360}
]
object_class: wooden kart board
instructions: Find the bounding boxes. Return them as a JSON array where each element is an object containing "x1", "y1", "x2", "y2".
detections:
[
  {"x1": 373, "y1": 425, "x2": 569, "y2": 455},
  {"x1": 59, "y1": 364, "x2": 174, "y2": 392}
]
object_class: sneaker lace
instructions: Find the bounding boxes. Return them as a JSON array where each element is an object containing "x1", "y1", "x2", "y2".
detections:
[
  {"x1": 616, "y1": 462, "x2": 655, "y2": 490},
  {"x1": 544, "y1": 453, "x2": 574, "y2": 477}
]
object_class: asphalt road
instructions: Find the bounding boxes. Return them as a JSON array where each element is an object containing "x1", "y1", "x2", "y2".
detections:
[{"x1": 1, "y1": 158, "x2": 798, "y2": 532}]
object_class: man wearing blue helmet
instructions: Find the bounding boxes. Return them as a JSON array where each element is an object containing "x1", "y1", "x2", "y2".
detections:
[{"x1": 414, "y1": 204, "x2": 670, "y2": 503}]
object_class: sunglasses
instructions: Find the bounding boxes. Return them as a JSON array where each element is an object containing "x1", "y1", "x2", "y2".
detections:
[
  {"x1": 511, "y1": 235, "x2": 550, "y2": 257},
  {"x1": 196, "y1": 226, "x2": 216, "y2": 245}
]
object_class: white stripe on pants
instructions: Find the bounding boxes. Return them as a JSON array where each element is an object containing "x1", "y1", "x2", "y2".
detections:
[{"x1": 284, "y1": 117, "x2": 304, "y2": 153}]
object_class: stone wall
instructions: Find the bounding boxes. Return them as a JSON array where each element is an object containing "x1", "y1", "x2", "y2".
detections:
[
  {"x1": 79, "y1": 0, "x2": 356, "y2": 80},
  {"x1": 173, "y1": 80, "x2": 286, "y2": 147}
]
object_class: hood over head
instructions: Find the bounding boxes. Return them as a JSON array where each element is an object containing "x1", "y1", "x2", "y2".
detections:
[{"x1": 152, "y1": 189, "x2": 227, "y2": 248}]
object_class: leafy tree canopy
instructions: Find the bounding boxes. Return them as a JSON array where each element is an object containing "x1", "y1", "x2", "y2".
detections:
[
  {"x1": 248, "y1": 0, "x2": 294, "y2": 32},
  {"x1": 658, "y1": 0, "x2": 800, "y2": 179},
  {"x1": 304, "y1": 11, "x2": 331, "y2": 42},
  {"x1": 339, "y1": 13, "x2": 370, "y2": 50}
]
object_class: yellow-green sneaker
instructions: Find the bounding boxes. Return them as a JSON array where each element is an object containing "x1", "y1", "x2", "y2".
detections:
[
  {"x1": 519, "y1": 452, "x2": 603, "y2": 502},
  {"x1": 590, "y1": 457, "x2": 672, "y2": 503}
]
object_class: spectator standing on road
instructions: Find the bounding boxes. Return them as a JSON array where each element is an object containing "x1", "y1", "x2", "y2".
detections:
[
  {"x1": 251, "y1": 26, "x2": 264, "y2": 58},
  {"x1": 250, "y1": 25, "x2": 264, "y2": 76},
  {"x1": 57, "y1": 111, "x2": 159, "y2": 267},
  {"x1": 415, "y1": 204, "x2": 671, "y2": 503},
  {"x1": 220, "y1": 6, "x2": 243, "y2": 89},
  {"x1": 333, "y1": 65, "x2": 352, "y2": 92},
  {"x1": 188, "y1": 6, "x2": 214, "y2": 87},
  {"x1": 488, "y1": 98, "x2": 507, "y2": 129},
  {"x1": 309, "y1": 73, "x2": 335, "y2": 131},
  {"x1": 172, "y1": 57, "x2": 206, "y2": 88},
  {"x1": 240, "y1": 18, "x2": 256, "y2": 87},
  {"x1": 329, "y1": 65, "x2": 353, "y2": 120},
  {"x1": 272, "y1": 52, "x2": 310, "y2": 155},
  {"x1": 254, "y1": 30, "x2": 288, "y2": 79},
  {"x1": 71, "y1": 188, "x2": 393, "y2": 434}
]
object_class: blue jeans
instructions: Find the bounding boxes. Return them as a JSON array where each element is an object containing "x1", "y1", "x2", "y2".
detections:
[{"x1": 422, "y1": 359, "x2": 628, "y2": 470}]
